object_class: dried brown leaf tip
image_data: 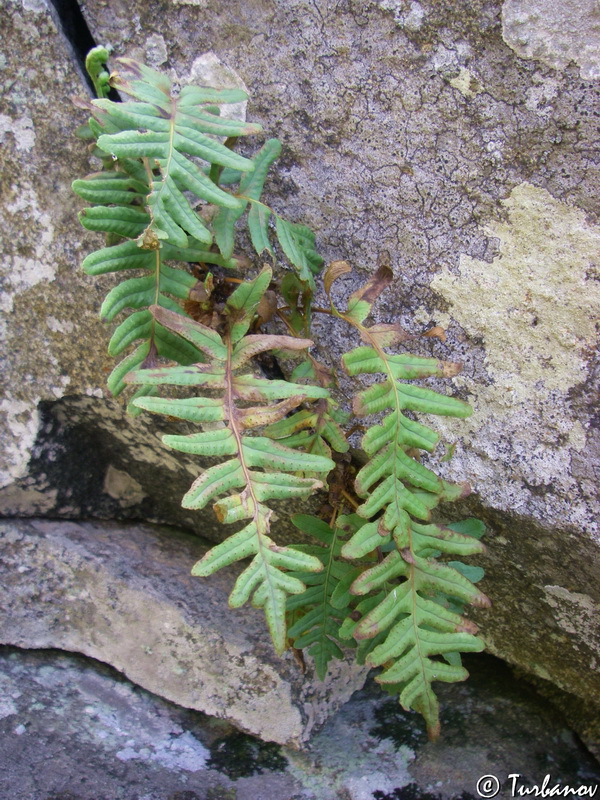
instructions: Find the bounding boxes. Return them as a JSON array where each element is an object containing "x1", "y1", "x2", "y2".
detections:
[
  {"x1": 256, "y1": 290, "x2": 278, "y2": 326},
  {"x1": 359, "y1": 322, "x2": 409, "y2": 348},
  {"x1": 354, "y1": 264, "x2": 393, "y2": 305},
  {"x1": 310, "y1": 356, "x2": 335, "y2": 388},
  {"x1": 440, "y1": 360, "x2": 463, "y2": 377},
  {"x1": 423, "y1": 325, "x2": 447, "y2": 343},
  {"x1": 324, "y1": 259, "x2": 352, "y2": 299}
]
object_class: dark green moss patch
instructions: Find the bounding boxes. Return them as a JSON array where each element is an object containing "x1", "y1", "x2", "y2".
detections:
[{"x1": 207, "y1": 731, "x2": 286, "y2": 779}]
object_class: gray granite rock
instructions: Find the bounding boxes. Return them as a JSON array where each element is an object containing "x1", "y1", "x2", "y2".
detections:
[
  {"x1": 0, "y1": 645, "x2": 598, "y2": 800},
  {"x1": 0, "y1": 518, "x2": 369, "y2": 747},
  {"x1": 74, "y1": 0, "x2": 600, "y2": 720},
  {"x1": 0, "y1": 2, "x2": 253, "y2": 544},
  {"x1": 1, "y1": 0, "x2": 599, "y2": 743},
  {"x1": 0, "y1": 1, "x2": 110, "y2": 493}
]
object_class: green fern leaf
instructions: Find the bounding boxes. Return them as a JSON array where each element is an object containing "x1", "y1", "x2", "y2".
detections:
[
  {"x1": 213, "y1": 138, "x2": 282, "y2": 258},
  {"x1": 85, "y1": 45, "x2": 111, "y2": 99},
  {"x1": 126, "y1": 268, "x2": 335, "y2": 652},
  {"x1": 275, "y1": 216, "x2": 323, "y2": 289},
  {"x1": 263, "y1": 399, "x2": 349, "y2": 458},
  {"x1": 87, "y1": 57, "x2": 263, "y2": 249},
  {"x1": 327, "y1": 261, "x2": 488, "y2": 737},
  {"x1": 286, "y1": 514, "x2": 360, "y2": 679},
  {"x1": 225, "y1": 267, "x2": 273, "y2": 342},
  {"x1": 72, "y1": 171, "x2": 148, "y2": 205},
  {"x1": 248, "y1": 203, "x2": 273, "y2": 255},
  {"x1": 79, "y1": 205, "x2": 150, "y2": 239}
]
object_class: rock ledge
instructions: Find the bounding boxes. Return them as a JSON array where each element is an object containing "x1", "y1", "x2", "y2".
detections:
[{"x1": 0, "y1": 518, "x2": 368, "y2": 748}]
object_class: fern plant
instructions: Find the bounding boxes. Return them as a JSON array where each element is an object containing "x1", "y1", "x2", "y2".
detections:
[{"x1": 73, "y1": 47, "x2": 489, "y2": 738}]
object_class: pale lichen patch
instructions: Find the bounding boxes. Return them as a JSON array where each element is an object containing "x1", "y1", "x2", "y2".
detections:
[
  {"x1": 0, "y1": 113, "x2": 35, "y2": 152},
  {"x1": 103, "y1": 466, "x2": 146, "y2": 507},
  {"x1": 47, "y1": 317, "x2": 75, "y2": 335},
  {"x1": 0, "y1": 399, "x2": 40, "y2": 488},
  {"x1": 430, "y1": 183, "x2": 600, "y2": 531},
  {"x1": 20, "y1": 0, "x2": 47, "y2": 13},
  {"x1": 377, "y1": 0, "x2": 426, "y2": 31},
  {"x1": 525, "y1": 74, "x2": 559, "y2": 115},
  {"x1": 502, "y1": 0, "x2": 600, "y2": 80},
  {"x1": 543, "y1": 585, "x2": 600, "y2": 653},
  {"x1": 449, "y1": 68, "x2": 483, "y2": 99},
  {"x1": 432, "y1": 183, "x2": 600, "y2": 397},
  {"x1": 1, "y1": 185, "x2": 57, "y2": 296},
  {"x1": 182, "y1": 53, "x2": 248, "y2": 123},
  {"x1": 144, "y1": 33, "x2": 168, "y2": 68}
]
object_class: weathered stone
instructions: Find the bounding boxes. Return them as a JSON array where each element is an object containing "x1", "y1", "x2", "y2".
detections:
[
  {"x1": 74, "y1": 0, "x2": 600, "y2": 726},
  {"x1": 0, "y1": 646, "x2": 598, "y2": 800},
  {"x1": 502, "y1": 0, "x2": 600, "y2": 79},
  {"x1": 444, "y1": 497, "x2": 600, "y2": 748},
  {"x1": 0, "y1": 1, "x2": 112, "y2": 491},
  {"x1": 0, "y1": 393, "x2": 322, "y2": 546},
  {"x1": 2, "y1": 0, "x2": 599, "y2": 742},
  {"x1": 0, "y1": 4, "x2": 216, "y2": 534},
  {"x1": 0, "y1": 518, "x2": 369, "y2": 747},
  {"x1": 0, "y1": 1, "x2": 318, "y2": 547}
]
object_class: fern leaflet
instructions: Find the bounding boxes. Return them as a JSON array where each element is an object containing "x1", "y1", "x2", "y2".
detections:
[{"x1": 286, "y1": 514, "x2": 361, "y2": 679}]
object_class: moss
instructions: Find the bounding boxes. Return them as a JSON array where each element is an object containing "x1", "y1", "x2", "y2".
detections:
[{"x1": 207, "y1": 730, "x2": 287, "y2": 779}]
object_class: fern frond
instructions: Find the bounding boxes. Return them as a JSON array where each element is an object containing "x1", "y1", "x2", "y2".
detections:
[
  {"x1": 74, "y1": 53, "x2": 486, "y2": 726},
  {"x1": 85, "y1": 46, "x2": 112, "y2": 99},
  {"x1": 73, "y1": 54, "x2": 266, "y2": 407},
  {"x1": 214, "y1": 138, "x2": 282, "y2": 258},
  {"x1": 286, "y1": 514, "x2": 361, "y2": 678},
  {"x1": 126, "y1": 268, "x2": 335, "y2": 652},
  {"x1": 325, "y1": 261, "x2": 489, "y2": 737},
  {"x1": 83, "y1": 57, "x2": 263, "y2": 249},
  {"x1": 262, "y1": 399, "x2": 349, "y2": 459},
  {"x1": 77, "y1": 235, "x2": 207, "y2": 400}
]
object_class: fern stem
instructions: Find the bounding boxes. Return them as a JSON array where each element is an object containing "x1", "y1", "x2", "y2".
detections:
[
  {"x1": 142, "y1": 156, "x2": 155, "y2": 188},
  {"x1": 341, "y1": 489, "x2": 359, "y2": 510},
  {"x1": 209, "y1": 162, "x2": 222, "y2": 186},
  {"x1": 238, "y1": 195, "x2": 271, "y2": 211},
  {"x1": 223, "y1": 329, "x2": 288, "y2": 650},
  {"x1": 212, "y1": 136, "x2": 238, "y2": 186}
]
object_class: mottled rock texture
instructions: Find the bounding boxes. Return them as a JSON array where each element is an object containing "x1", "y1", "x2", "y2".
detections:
[
  {"x1": 0, "y1": 0, "x2": 110, "y2": 491},
  {"x1": 1, "y1": 0, "x2": 599, "y2": 742},
  {"x1": 502, "y1": 0, "x2": 600, "y2": 79},
  {"x1": 0, "y1": 518, "x2": 369, "y2": 747},
  {"x1": 0, "y1": 646, "x2": 598, "y2": 800}
]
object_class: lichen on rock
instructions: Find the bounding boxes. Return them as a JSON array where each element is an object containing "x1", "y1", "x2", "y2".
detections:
[
  {"x1": 431, "y1": 182, "x2": 600, "y2": 533},
  {"x1": 502, "y1": 0, "x2": 600, "y2": 79}
]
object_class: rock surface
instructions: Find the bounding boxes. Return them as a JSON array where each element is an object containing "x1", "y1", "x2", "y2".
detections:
[
  {"x1": 0, "y1": 645, "x2": 598, "y2": 800},
  {"x1": 0, "y1": 518, "x2": 369, "y2": 747},
  {"x1": 0, "y1": 1, "x2": 262, "y2": 545},
  {"x1": 1, "y1": 0, "x2": 599, "y2": 743},
  {"x1": 0, "y1": 0, "x2": 110, "y2": 492},
  {"x1": 75, "y1": 0, "x2": 600, "y2": 721},
  {"x1": 502, "y1": 0, "x2": 600, "y2": 79}
]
